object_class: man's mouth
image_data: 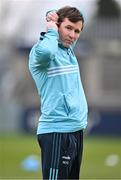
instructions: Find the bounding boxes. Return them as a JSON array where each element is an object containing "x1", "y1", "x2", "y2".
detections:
[{"x1": 65, "y1": 40, "x2": 73, "y2": 44}]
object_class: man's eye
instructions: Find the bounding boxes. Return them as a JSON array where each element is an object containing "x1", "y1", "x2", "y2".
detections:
[
  {"x1": 66, "y1": 26, "x2": 72, "y2": 30},
  {"x1": 75, "y1": 30, "x2": 80, "y2": 34}
]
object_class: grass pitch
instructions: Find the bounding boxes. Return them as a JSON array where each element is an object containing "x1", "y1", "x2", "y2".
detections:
[{"x1": 0, "y1": 133, "x2": 120, "y2": 179}]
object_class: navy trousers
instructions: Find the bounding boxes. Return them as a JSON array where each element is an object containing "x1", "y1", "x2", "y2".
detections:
[{"x1": 37, "y1": 130, "x2": 83, "y2": 180}]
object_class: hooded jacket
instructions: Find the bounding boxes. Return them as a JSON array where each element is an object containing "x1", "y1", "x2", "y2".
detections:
[{"x1": 29, "y1": 28, "x2": 88, "y2": 134}]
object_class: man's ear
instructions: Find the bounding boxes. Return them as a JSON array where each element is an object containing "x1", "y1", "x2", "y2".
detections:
[{"x1": 57, "y1": 22, "x2": 61, "y2": 27}]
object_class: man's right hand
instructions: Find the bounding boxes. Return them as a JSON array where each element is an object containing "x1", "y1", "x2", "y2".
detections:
[{"x1": 46, "y1": 11, "x2": 59, "y2": 31}]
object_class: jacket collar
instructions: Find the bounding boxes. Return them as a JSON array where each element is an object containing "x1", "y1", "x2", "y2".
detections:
[{"x1": 40, "y1": 32, "x2": 74, "y2": 53}]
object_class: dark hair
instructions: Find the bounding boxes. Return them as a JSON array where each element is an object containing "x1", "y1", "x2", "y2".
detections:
[{"x1": 57, "y1": 6, "x2": 84, "y2": 30}]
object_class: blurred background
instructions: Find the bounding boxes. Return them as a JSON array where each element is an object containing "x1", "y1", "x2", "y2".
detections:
[{"x1": 0, "y1": 0, "x2": 121, "y2": 179}]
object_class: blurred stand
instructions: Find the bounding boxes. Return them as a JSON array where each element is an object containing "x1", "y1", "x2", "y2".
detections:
[
  {"x1": 0, "y1": 0, "x2": 121, "y2": 136},
  {"x1": 76, "y1": 17, "x2": 121, "y2": 136}
]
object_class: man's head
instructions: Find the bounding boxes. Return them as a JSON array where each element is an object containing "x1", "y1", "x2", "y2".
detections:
[
  {"x1": 57, "y1": 6, "x2": 84, "y2": 30},
  {"x1": 56, "y1": 6, "x2": 84, "y2": 47}
]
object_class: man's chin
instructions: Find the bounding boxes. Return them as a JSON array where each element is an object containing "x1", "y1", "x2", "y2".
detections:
[{"x1": 62, "y1": 42, "x2": 71, "y2": 48}]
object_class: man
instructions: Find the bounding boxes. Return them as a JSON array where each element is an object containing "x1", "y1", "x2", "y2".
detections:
[{"x1": 29, "y1": 6, "x2": 88, "y2": 180}]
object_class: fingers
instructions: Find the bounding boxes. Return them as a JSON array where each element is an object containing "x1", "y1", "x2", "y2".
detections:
[{"x1": 46, "y1": 11, "x2": 58, "y2": 23}]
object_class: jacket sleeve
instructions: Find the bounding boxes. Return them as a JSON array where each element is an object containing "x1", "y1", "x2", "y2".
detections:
[{"x1": 29, "y1": 28, "x2": 59, "y2": 68}]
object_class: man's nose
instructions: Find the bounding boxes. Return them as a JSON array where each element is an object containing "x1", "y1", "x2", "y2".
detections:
[{"x1": 69, "y1": 30, "x2": 75, "y2": 39}]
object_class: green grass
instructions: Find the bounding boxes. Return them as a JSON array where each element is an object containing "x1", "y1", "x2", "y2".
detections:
[
  {"x1": 0, "y1": 133, "x2": 121, "y2": 179},
  {"x1": 81, "y1": 136, "x2": 121, "y2": 179}
]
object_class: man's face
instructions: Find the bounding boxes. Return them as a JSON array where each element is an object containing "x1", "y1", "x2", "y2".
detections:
[{"x1": 58, "y1": 18, "x2": 83, "y2": 48}]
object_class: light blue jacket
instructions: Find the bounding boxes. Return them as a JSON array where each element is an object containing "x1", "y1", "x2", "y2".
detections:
[{"x1": 29, "y1": 28, "x2": 88, "y2": 134}]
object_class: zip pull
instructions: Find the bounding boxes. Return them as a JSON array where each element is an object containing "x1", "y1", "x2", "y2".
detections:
[{"x1": 67, "y1": 49, "x2": 72, "y2": 56}]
